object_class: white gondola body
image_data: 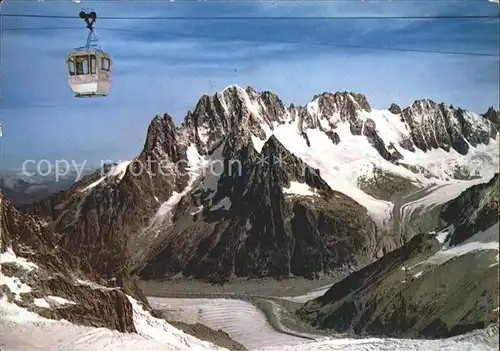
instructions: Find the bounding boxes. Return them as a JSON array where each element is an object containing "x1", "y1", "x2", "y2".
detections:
[{"x1": 66, "y1": 49, "x2": 112, "y2": 97}]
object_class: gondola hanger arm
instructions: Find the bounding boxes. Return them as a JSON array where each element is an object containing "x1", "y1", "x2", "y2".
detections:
[{"x1": 79, "y1": 11, "x2": 97, "y2": 31}]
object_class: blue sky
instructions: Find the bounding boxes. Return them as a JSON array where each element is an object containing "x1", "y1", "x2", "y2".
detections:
[{"x1": 1, "y1": 0, "x2": 499, "y2": 171}]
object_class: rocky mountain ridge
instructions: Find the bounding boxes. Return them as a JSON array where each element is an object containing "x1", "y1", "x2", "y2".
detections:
[
  {"x1": 183, "y1": 86, "x2": 498, "y2": 162},
  {"x1": 18, "y1": 85, "x2": 499, "y2": 283},
  {"x1": 0, "y1": 191, "x2": 143, "y2": 332},
  {"x1": 140, "y1": 135, "x2": 379, "y2": 281},
  {"x1": 297, "y1": 173, "x2": 500, "y2": 338},
  {"x1": 442, "y1": 174, "x2": 499, "y2": 246}
]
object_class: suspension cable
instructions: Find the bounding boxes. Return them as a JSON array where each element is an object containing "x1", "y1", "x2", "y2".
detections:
[
  {"x1": 2, "y1": 13, "x2": 500, "y2": 20},
  {"x1": 4, "y1": 25, "x2": 497, "y2": 58}
]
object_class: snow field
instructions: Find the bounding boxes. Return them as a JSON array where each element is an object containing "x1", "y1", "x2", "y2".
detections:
[
  {"x1": 147, "y1": 297, "x2": 308, "y2": 350},
  {"x1": 80, "y1": 160, "x2": 132, "y2": 192}
]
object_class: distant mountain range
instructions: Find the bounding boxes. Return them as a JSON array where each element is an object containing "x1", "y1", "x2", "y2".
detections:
[
  {"x1": 0, "y1": 164, "x2": 114, "y2": 205},
  {"x1": 0, "y1": 174, "x2": 78, "y2": 205}
]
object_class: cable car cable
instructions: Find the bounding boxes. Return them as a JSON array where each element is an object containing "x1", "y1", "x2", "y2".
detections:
[
  {"x1": 2, "y1": 27, "x2": 82, "y2": 31},
  {"x1": 100, "y1": 26, "x2": 500, "y2": 57},
  {"x1": 3, "y1": 25, "x2": 498, "y2": 58},
  {"x1": 2, "y1": 13, "x2": 500, "y2": 20}
]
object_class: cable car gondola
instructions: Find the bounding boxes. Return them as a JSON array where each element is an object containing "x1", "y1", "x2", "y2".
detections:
[{"x1": 66, "y1": 11, "x2": 112, "y2": 98}]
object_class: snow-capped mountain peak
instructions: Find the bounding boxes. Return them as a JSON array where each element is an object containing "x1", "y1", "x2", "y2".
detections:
[{"x1": 164, "y1": 86, "x2": 500, "y2": 231}]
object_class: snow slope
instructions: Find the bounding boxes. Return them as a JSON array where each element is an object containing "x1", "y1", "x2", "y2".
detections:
[
  {"x1": 283, "y1": 182, "x2": 319, "y2": 197},
  {"x1": 0, "y1": 248, "x2": 38, "y2": 301},
  {"x1": 271, "y1": 119, "x2": 395, "y2": 227},
  {"x1": 411, "y1": 223, "x2": 499, "y2": 275},
  {"x1": 0, "y1": 245, "x2": 226, "y2": 351},
  {"x1": 0, "y1": 295, "x2": 227, "y2": 351},
  {"x1": 255, "y1": 326, "x2": 499, "y2": 351},
  {"x1": 127, "y1": 296, "x2": 225, "y2": 350},
  {"x1": 80, "y1": 160, "x2": 132, "y2": 192}
]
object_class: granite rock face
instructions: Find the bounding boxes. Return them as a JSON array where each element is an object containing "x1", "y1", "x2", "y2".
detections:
[
  {"x1": 399, "y1": 100, "x2": 494, "y2": 155},
  {"x1": 140, "y1": 135, "x2": 379, "y2": 281}
]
